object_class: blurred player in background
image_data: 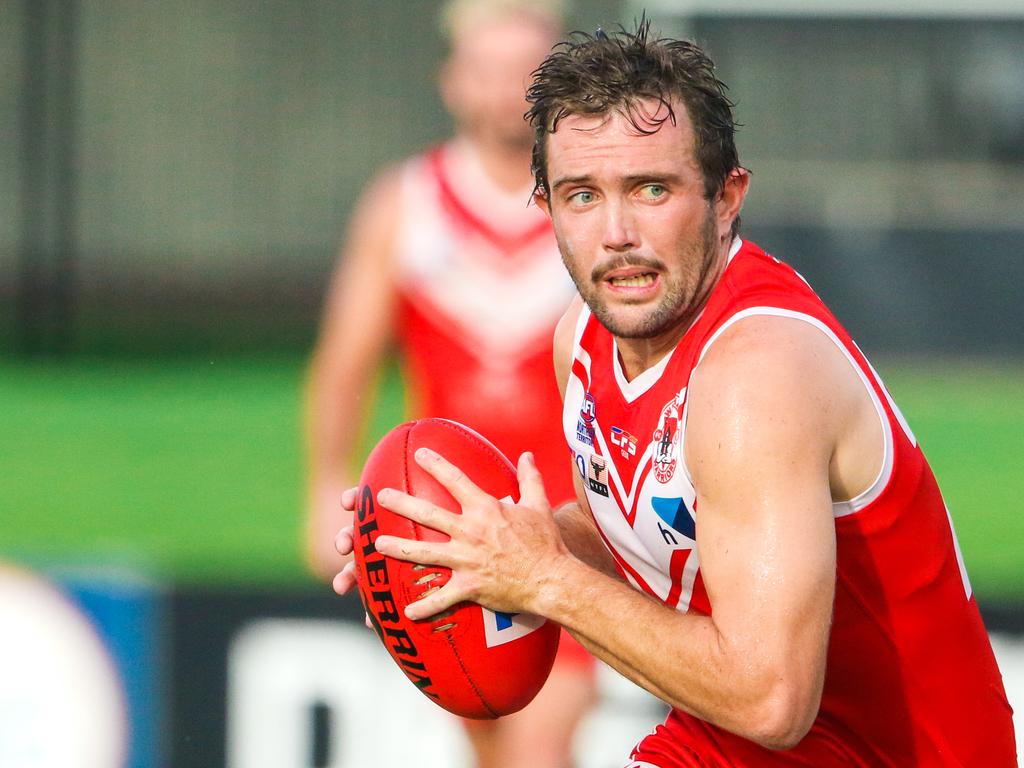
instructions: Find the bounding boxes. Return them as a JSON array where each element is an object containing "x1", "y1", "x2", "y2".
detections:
[
  {"x1": 334, "y1": 21, "x2": 1017, "y2": 767},
  {"x1": 305, "y1": 1, "x2": 596, "y2": 766}
]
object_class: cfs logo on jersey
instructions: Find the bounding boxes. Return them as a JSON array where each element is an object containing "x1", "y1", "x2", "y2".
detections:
[
  {"x1": 653, "y1": 388, "x2": 685, "y2": 483},
  {"x1": 610, "y1": 426, "x2": 638, "y2": 459},
  {"x1": 576, "y1": 392, "x2": 597, "y2": 446}
]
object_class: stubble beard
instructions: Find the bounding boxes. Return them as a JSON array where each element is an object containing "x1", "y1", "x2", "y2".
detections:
[{"x1": 563, "y1": 210, "x2": 721, "y2": 340}]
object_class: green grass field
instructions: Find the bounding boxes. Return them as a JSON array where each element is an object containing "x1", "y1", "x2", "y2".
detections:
[{"x1": 1, "y1": 356, "x2": 1022, "y2": 600}]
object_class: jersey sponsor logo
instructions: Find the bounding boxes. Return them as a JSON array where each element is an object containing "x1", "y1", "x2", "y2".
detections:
[
  {"x1": 576, "y1": 392, "x2": 597, "y2": 446},
  {"x1": 652, "y1": 496, "x2": 696, "y2": 541},
  {"x1": 653, "y1": 390, "x2": 685, "y2": 483},
  {"x1": 481, "y1": 608, "x2": 547, "y2": 648},
  {"x1": 610, "y1": 426, "x2": 638, "y2": 458},
  {"x1": 574, "y1": 453, "x2": 587, "y2": 479},
  {"x1": 576, "y1": 421, "x2": 594, "y2": 447},
  {"x1": 586, "y1": 453, "x2": 609, "y2": 497}
]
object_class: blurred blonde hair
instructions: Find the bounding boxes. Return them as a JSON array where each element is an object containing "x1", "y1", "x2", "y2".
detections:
[{"x1": 440, "y1": 0, "x2": 566, "y2": 42}]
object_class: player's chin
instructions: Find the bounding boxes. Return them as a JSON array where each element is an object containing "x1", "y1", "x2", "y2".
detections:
[{"x1": 594, "y1": 303, "x2": 665, "y2": 339}]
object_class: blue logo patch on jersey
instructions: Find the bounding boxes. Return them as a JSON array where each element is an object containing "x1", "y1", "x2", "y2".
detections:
[
  {"x1": 652, "y1": 496, "x2": 695, "y2": 540},
  {"x1": 576, "y1": 392, "x2": 597, "y2": 446}
]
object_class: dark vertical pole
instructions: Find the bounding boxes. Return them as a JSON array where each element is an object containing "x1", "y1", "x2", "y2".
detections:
[
  {"x1": 309, "y1": 700, "x2": 332, "y2": 767},
  {"x1": 53, "y1": 0, "x2": 79, "y2": 354},
  {"x1": 18, "y1": 0, "x2": 78, "y2": 356},
  {"x1": 18, "y1": 0, "x2": 47, "y2": 355}
]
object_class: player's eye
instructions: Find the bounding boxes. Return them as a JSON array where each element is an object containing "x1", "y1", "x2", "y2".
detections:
[
  {"x1": 568, "y1": 190, "x2": 595, "y2": 206},
  {"x1": 640, "y1": 184, "x2": 666, "y2": 200}
]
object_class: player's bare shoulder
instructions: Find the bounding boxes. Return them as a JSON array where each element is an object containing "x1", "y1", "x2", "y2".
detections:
[
  {"x1": 553, "y1": 295, "x2": 585, "y2": 398},
  {"x1": 327, "y1": 162, "x2": 408, "y2": 291},
  {"x1": 349, "y1": 163, "x2": 406, "y2": 235},
  {"x1": 685, "y1": 314, "x2": 883, "y2": 504}
]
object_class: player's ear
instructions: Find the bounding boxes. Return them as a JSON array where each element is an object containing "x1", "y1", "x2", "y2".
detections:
[
  {"x1": 716, "y1": 167, "x2": 749, "y2": 239},
  {"x1": 533, "y1": 188, "x2": 551, "y2": 216}
]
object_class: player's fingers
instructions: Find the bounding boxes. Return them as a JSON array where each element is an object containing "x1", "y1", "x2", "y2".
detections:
[
  {"x1": 377, "y1": 488, "x2": 459, "y2": 535},
  {"x1": 334, "y1": 525, "x2": 355, "y2": 556},
  {"x1": 374, "y1": 534, "x2": 454, "y2": 568},
  {"x1": 516, "y1": 451, "x2": 550, "y2": 511},
  {"x1": 413, "y1": 447, "x2": 489, "y2": 508},
  {"x1": 332, "y1": 561, "x2": 358, "y2": 595},
  {"x1": 340, "y1": 486, "x2": 360, "y2": 511},
  {"x1": 404, "y1": 581, "x2": 466, "y2": 622}
]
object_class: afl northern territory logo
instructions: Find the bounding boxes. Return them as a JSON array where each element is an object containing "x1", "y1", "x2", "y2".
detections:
[
  {"x1": 653, "y1": 388, "x2": 685, "y2": 483},
  {"x1": 576, "y1": 392, "x2": 597, "y2": 446}
]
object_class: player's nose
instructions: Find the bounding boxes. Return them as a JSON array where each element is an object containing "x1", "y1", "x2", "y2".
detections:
[{"x1": 601, "y1": 199, "x2": 638, "y2": 252}]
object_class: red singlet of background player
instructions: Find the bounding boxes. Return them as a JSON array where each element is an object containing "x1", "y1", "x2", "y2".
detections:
[{"x1": 394, "y1": 140, "x2": 592, "y2": 670}]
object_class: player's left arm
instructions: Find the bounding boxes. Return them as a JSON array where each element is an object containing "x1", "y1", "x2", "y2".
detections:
[{"x1": 675, "y1": 315, "x2": 847, "y2": 743}]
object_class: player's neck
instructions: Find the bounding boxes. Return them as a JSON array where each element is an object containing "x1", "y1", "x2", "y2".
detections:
[
  {"x1": 614, "y1": 244, "x2": 731, "y2": 381},
  {"x1": 614, "y1": 326, "x2": 689, "y2": 383}
]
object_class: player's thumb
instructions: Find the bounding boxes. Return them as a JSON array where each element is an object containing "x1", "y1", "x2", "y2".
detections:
[{"x1": 516, "y1": 452, "x2": 549, "y2": 510}]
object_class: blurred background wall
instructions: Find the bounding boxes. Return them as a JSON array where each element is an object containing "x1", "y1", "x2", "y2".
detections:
[
  {"x1": 2, "y1": 0, "x2": 1022, "y2": 357},
  {"x1": 1, "y1": 1, "x2": 1022, "y2": 766},
  {"x1": 2, "y1": 0, "x2": 625, "y2": 356}
]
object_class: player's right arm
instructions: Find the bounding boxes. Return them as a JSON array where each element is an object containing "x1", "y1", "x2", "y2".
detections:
[
  {"x1": 305, "y1": 168, "x2": 403, "y2": 580},
  {"x1": 550, "y1": 298, "x2": 619, "y2": 579}
]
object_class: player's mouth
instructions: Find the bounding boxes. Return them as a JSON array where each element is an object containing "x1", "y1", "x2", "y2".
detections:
[
  {"x1": 601, "y1": 266, "x2": 661, "y2": 296},
  {"x1": 608, "y1": 273, "x2": 656, "y2": 288}
]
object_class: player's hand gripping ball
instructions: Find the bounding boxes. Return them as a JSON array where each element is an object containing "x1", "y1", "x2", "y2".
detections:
[{"x1": 353, "y1": 418, "x2": 560, "y2": 718}]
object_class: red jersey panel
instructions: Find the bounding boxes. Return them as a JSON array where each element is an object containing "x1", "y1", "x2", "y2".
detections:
[
  {"x1": 394, "y1": 141, "x2": 577, "y2": 505},
  {"x1": 563, "y1": 239, "x2": 1016, "y2": 766}
]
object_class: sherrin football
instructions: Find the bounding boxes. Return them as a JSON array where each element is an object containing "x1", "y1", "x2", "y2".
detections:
[{"x1": 352, "y1": 418, "x2": 560, "y2": 719}]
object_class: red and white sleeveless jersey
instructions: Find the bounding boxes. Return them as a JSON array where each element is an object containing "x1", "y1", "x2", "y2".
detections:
[
  {"x1": 563, "y1": 239, "x2": 1016, "y2": 766},
  {"x1": 394, "y1": 141, "x2": 577, "y2": 504}
]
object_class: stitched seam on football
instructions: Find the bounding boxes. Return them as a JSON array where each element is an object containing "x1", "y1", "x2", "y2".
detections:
[{"x1": 445, "y1": 632, "x2": 499, "y2": 718}]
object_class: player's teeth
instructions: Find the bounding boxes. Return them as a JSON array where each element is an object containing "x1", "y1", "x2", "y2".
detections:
[{"x1": 611, "y1": 274, "x2": 654, "y2": 287}]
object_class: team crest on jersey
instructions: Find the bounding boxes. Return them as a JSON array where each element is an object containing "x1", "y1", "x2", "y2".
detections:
[
  {"x1": 586, "y1": 453, "x2": 609, "y2": 497},
  {"x1": 653, "y1": 388, "x2": 686, "y2": 483},
  {"x1": 610, "y1": 426, "x2": 638, "y2": 459},
  {"x1": 576, "y1": 392, "x2": 597, "y2": 446}
]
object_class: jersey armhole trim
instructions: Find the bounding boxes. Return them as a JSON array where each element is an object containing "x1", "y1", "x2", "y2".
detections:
[{"x1": 684, "y1": 306, "x2": 894, "y2": 518}]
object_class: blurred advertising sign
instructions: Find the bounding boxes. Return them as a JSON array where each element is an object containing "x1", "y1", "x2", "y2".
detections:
[
  {"x1": 168, "y1": 589, "x2": 665, "y2": 768},
  {"x1": 226, "y1": 619, "x2": 467, "y2": 767}
]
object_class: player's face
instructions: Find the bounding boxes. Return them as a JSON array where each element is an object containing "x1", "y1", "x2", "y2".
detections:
[
  {"x1": 441, "y1": 16, "x2": 556, "y2": 153},
  {"x1": 539, "y1": 103, "x2": 735, "y2": 346}
]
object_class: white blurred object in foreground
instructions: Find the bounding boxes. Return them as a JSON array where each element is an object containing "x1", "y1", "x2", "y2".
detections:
[{"x1": 0, "y1": 565, "x2": 127, "y2": 768}]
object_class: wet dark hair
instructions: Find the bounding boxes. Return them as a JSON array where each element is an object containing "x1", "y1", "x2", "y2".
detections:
[{"x1": 526, "y1": 19, "x2": 741, "y2": 205}]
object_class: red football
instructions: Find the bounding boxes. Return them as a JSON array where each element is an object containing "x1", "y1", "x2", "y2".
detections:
[{"x1": 352, "y1": 418, "x2": 560, "y2": 718}]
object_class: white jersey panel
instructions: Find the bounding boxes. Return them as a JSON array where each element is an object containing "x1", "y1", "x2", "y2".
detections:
[{"x1": 393, "y1": 148, "x2": 574, "y2": 363}]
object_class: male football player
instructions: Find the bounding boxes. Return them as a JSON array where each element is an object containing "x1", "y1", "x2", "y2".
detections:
[{"x1": 334, "y1": 21, "x2": 1017, "y2": 767}]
